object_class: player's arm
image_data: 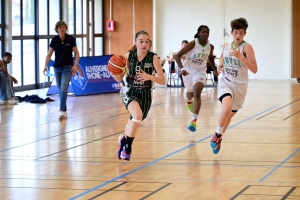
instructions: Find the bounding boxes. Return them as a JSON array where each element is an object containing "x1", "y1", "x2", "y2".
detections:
[
  {"x1": 208, "y1": 44, "x2": 217, "y2": 75},
  {"x1": 240, "y1": 44, "x2": 258, "y2": 74},
  {"x1": 136, "y1": 55, "x2": 165, "y2": 85},
  {"x1": 72, "y1": 46, "x2": 81, "y2": 76},
  {"x1": 218, "y1": 43, "x2": 227, "y2": 74},
  {"x1": 113, "y1": 52, "x2": 129, "y2": 82},
  {"x1": 44, "y1": 47, "x2": 54, "y2": 75},
  {"x1": 150, "y1": 55, "x2": 165, "y2": 85},
  {"x1": 175, "y1": 40, "x2": 195, "y2": 76},
  {"x1": 0, "y1": 60, "x2": 4, "y2": 72}
]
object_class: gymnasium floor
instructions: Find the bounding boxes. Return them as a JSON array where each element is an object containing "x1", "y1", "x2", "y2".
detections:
[{"x1": 0, "y1": 80, "x2": 300, "y2": 200}]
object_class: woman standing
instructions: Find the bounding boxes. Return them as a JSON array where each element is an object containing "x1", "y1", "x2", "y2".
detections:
[{"x1": 44, "y1": 20, "x2": 80, "y2": 119}]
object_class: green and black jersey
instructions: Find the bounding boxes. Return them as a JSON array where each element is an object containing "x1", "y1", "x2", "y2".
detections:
[
  {"x1": 125, "y1": 50, "x2": 156, "y2": 90},
  {"x1": 120, "y1": 50, "x2": 156, "y2": 120}
]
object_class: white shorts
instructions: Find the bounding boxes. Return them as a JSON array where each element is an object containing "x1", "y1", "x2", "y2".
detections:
[
  {"x1": 182, "y1": 66, "x2": 206, "y2": 92},
  {"x1": 218, "y1": 76, "x2": 248, "y2": 111}
]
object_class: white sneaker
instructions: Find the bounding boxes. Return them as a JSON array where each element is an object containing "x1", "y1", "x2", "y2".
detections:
[
  {"x1": 59, "y1": 111, "x2": 68, "y2": 119},
  {"x1": 6, "y1": 99, "x2": 18, "y2": 105}
]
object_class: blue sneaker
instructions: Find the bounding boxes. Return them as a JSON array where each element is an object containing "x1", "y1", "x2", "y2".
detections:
[
  {"x1": 117, "y1": 135, "x2": 125, "y2": 159},
  {"x1": 209, "y1": 132, "x2": 222, "y2": 154},
  {"x1": 188, "y1": 120, "x2": 197, "y2": 132}
]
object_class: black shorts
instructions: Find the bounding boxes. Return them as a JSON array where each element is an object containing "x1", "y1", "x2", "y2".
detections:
[{"x1": 120, "y1": 86, "x2": 152, "y2": 120}]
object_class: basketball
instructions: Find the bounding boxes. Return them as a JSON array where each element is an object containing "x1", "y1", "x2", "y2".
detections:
[{"x1": 108, "y1": 54, "x2": 128, "y2": 75}]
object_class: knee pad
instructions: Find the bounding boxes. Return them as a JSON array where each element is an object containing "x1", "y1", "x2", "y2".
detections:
[{"x1": 131, "y1": 118, "x2": 142, "y2": 124}]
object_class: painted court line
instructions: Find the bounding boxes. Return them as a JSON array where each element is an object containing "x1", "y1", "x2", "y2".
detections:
[
  {"x1": 259, "y1": 148, "x2": 300, "y2": 182},
  {"x1": 69, "y1": 106, "x2": 276, "y2": 200}
]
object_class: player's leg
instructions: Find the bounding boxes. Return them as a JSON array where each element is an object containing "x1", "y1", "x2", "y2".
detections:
[
  {"x1": 217, "y1": 95, "x2": 234, "y2": 131},
  {"x1": 222, "y1": 84, "x2": 247, "y2": 133},
  {"x1": 182, "y1": 69, "x2": 194, "y2": 113},
  {"x1": 188, "y1": 81, "x2": 204, "y2": 132},
  {"x1": 119, "y1": 100, "x2": 143, "y2": 161},
  {"x1": 188, "y1": 71, "x2": 205, "y2": 132},
  {"x1": 117, "y1": 119, "x2": 130, "y2": 159},
  {"x1": 57, "y1": 65, "x2": 72, "y2": 119},
  {"x1": 209, "y1": 93, "x2": 233, "y2": 154},
  {"x1": 0, "y1": 72, "x2": 8, "y2": 104},
  {"x1": 222, "y1": 111, "x2": 237, "y2": 134}
]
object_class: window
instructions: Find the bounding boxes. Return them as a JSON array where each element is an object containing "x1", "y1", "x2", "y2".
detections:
[
  {"x1": 0, "y1": 0, "x2": 3, "y2": 55},
  {"x1": 93, "y1": 0, "x2": 104, "y2": 56},
  {"x1": 11, "y1": 0, "x2": 37, "y2": 86},
  {"x1": 68, "y1": 0, "x2": 88, "y2": 56},
  {"x1": 11, "y1": 0, "x2": 60, "y2": 89},
  {"x1": 1, "y1": 0, "x2": 104, "y2": 91}
]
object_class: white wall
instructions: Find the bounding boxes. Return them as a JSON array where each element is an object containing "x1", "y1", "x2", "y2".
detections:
[{"x1": 154, "y1": 0, "x2": 291, "y2": 79}]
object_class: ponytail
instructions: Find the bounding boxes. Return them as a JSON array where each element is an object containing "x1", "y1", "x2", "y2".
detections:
[{"x1": 128, "y1": 45, "x2": 137, "y2": 52}]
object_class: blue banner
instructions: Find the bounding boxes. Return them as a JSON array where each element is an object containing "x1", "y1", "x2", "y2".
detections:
[{"x1": 47, "y1": 55, "x2": 124, "y2": 96}]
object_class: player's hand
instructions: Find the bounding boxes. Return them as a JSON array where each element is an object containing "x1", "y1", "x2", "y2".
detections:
[
  {"x1": 11, "y1": 76, "x2": 18, "y2": 84},
  {"x1": 213, "y1": 70, "x2": 218, "y2": 76},
  {"x1": 217, "y1": 65, "x2": 223, "y2": 74},
  {"x1": 72, "y1": 65, "x2": 82, "y2": 76},
  {"x1": 179, "y1": 69, "x2": 189, "y2": 76},
  {"x1": 43, "y1": 66, "x2": 48, "y2": 76},
  {"x1": 229, "y1": 48, "x2": 241, "y2": 59},
  {"x1": 297, "y1": 77, "x2": 300, "y2": 83},
  {"x1": 136, "y1": 70, "x2": 151, "y2": 81}
]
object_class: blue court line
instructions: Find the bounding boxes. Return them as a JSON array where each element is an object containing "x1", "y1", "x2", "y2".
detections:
[
  {"x1": 259, "y1": 148, "x2": 300, "y2": 182},
  {"x1": 227, "y1": 106, "x2": 277, "y2": 129},
  {"x1": 69, "y1": 106, "x2": 276, "y2": 200}
]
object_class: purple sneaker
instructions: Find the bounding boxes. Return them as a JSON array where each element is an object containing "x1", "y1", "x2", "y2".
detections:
[
  {"x1": 117, "y1": 135, "x2": 125, "y2": 159},
  {"x1": 120, "y1": 149, "x2": 131, "y2": 161}
]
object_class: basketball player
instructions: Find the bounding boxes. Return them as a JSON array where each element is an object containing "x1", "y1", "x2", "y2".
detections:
[
  {"x1": 113, "y1": 30, "x2": 165, "y2": 161},
  {"x1": 209, "y1": 18, "x2": 258, "y2": 154},
  {"x1": 175, "y1": 25, "x2": 216, "y2": 132}
]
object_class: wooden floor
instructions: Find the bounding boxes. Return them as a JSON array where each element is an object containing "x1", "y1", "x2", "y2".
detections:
[{"x1": 1, "y1": 80, "x2": 300, "y2": 200}]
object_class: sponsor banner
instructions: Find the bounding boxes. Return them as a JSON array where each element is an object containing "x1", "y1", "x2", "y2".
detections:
[{"x1": 47, "y1": 55, "x2": 124, "y2": 96}]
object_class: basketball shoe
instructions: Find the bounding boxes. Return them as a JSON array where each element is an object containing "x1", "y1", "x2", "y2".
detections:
[
  {"x1": 209, "y1": 132, "x2": 222, "y2": 154},
  {"x1": 120, "y1": 149, "x2": 131, "y2": 161},
  {"x1": 188, "y1": 120, "x2": 197, "y2": 132},
  {"x1": 117, "y1": 135, "x2": 125, "y2": 159},
  {"x1": 187, "y1": 101, "x2": 193, "y2": 113}
]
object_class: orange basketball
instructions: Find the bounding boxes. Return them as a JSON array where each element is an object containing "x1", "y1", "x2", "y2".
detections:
[{"x1": 108, "y1": 54, "x2": 128, "y2": 75}]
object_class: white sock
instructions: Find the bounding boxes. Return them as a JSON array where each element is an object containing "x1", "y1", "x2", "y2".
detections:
[
  {"x1": 216, "y1": 126, "x2": 223, "y2": 135},
  {"x1": 187, "y1": 99, "x2": 193, "y2": 103},
  {"x1": 192, "y1": 114, "x2": 198, "y2": 121}
]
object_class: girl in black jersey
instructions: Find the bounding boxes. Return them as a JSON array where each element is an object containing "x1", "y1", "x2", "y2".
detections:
[{"x1": 113, "y1": 30, "x2": 165, "y2": 161}]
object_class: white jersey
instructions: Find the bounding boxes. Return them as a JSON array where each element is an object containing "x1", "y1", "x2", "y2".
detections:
[
  {"x1": 222, "y1": 41, "x2": 248, "y2": 85},
  {"x1": 183, "y1": 38, "x2": 211, "y2": 71}
]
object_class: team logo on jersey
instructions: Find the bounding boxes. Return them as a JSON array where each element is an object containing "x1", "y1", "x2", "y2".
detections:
[
  {"x1": 192, "y1": 59, "x2": 204, "y2": 65},
  {"x1": 225, "y1": 68, "x2": 238, "y2": 77},
  {"x1": 144, "y1": 63, "x2": 153, "y2": 68},
  {"x1": 72, "y1": 64, "x2": 88, "y2": 90}
]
